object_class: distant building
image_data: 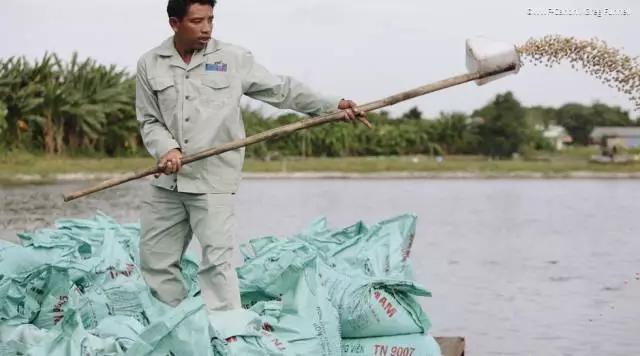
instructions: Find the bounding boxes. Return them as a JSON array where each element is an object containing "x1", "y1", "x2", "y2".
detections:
[
  {"x1": 590, "y1": 127, "x2": 640, "y2": 149},
  {"x1": 468, "y1": 116, "x2": 485, "y2": 125},
  {"x1": 538, "y1": 124, "x2": 572, "y2": 150}
]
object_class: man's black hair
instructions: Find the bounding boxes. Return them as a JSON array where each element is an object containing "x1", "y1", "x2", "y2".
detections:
[{"x1": 167, "y1": 0, "x2": 216, "y2": 20}]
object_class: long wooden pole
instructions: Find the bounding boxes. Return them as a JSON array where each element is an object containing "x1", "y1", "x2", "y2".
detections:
[{"x1": 62, "y1": 64, "x2": 516, "y2": 202}]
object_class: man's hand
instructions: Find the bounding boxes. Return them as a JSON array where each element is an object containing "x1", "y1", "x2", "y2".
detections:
[
  {"x1": 155, "y1": 148, "x2": 182, "y2": 178},
  {"x1": 338, "y1": 99, "x2": 372, "y2": 128}
]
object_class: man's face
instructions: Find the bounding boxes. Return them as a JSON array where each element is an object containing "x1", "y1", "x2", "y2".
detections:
[{"x1": 170, "y1": 3, "x2": 214, "y2": 51}]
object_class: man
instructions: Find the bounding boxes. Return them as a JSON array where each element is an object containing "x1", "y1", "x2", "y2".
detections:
[{"x1": 136, "y1": 0, "x2": 367, "y2": 313}]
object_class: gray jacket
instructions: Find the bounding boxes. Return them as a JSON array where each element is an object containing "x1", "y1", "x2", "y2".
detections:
[{"x1": 136, "y1": 36, "x2": 339, "y2": 193}]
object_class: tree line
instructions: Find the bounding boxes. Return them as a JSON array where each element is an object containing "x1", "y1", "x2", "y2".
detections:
[{"x1": 1, "y1": 53, "x2": 637, "y2": 159}]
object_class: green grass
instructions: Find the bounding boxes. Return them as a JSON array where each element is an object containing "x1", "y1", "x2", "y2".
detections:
[
  {"x1": 245, "y1": 146, "x2": 640, "y2": 173},
  {"x1": 0, "y1": 152, "x2": 155, "y2": 175},
  {"x1": 0, "y1": 152, "x2": 155, "y2": 184},
  {"x1": 0, "y1": 147, "x2": 638, "y2": 185},
  {"x1": 244, "y1": 155, "x2": 640, "y2": 173}
]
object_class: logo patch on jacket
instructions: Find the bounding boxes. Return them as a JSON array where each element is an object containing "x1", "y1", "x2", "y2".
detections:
[{"x1": 206, "y1": 61, "x2": 228, "y2": 72}]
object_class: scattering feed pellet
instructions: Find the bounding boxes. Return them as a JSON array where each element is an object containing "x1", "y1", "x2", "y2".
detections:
[{"x1": 517, "y1": 35, "x2": 640, "y2": 111}]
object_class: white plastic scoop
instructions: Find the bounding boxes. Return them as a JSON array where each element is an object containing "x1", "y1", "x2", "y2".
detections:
[{"x1": 466, "y1": 37, "x2": 520, "y2": 85}]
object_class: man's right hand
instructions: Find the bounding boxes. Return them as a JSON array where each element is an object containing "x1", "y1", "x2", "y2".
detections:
[{"x1": 155, "y1": 148, "x2": 182, "y2": 178}]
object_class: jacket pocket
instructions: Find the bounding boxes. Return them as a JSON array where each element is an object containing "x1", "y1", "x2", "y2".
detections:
[
  {"x1": 149, "y1": 76, "x2": 177, "y2": 115},
  {"x1": 201, "y1": 74, "x2": 231, "y2": 105}
]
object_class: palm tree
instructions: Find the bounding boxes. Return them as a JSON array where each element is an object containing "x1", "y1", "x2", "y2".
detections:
[{"x1": 0, "y1": 56, "x2": 47, "y2": 149}]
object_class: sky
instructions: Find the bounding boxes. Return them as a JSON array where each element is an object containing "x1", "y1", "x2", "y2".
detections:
[{"x1": 2, "y1": 0, "x2": 638, "y2": 118}]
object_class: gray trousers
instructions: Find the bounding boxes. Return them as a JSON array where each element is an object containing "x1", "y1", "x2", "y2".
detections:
[{"x1": 139, "y1": 185, "x2": 241, "y2": 311}]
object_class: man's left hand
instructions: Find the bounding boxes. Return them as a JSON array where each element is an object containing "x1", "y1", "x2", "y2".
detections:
[{"x1": 338, "y1": 99, "x2": 372, "y2": 128}]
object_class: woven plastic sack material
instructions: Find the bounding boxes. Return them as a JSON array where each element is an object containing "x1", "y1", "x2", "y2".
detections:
[
  {"x1": 73, "y1": 266, "x2": 151, "y2": 329},
  {"x1": 0, "y1": 240, "x2": 83, "y2": 326},
  {"x1": 29, "y1": 225, "x2": 151, "y2": 330},
  {"x1": 1, "y1": 213, "x2": 438, "y2": 356},
  {"x1": 20, "y1": 213, "x2": 140, "y2": 252},
  {"x1": 250, "y1": 300, "x2": 330, "y2": 355},
  {"x1": 0, "y1": 264, "x2": 49, "y2": 325},
  {"x1": 1, "y1": 213, "x2": 140, "y2": 324},
  {"x1": 240, "y1": 216, "x2": 430, "y2": 339},
  {"x1": 208, "y1": 308, "x2": 295, "y2": 356},
  {"x1": 49, "y1": 309, "x2": 125, "y2": 356},
  {"x1": 3, "y1": 212, "x2": 199, "y2": 323},
  {"x1": 124, "y1": 297, "x2": 214, "y2": 356},
  {"x1": 129, "y1": 298, "x2": 293, "y2": 356},
  {"x1": 282, "y1": 265, "x2": 341, "y2": 356},
  {"x1": 238, "y1": 242, "x2": 341, "y2": 356},
  {"x1": 43, "y1": 213, "x2": 202, "y2": 296},
  {"x1": 341, "y1": 334, "x2": 442, "y2": 356},
  {"x1": 0, "y1": 323, "x2": 51, "y2": 355},
  {"x1": 45, "y1": 309, "x2": 125, "y2": 356},
  {"x1": 180, "y1": 252, "x2": 201, "y2": 297},
  {"x1": 32, "y1": 269, "x2": 75, "y2": 329},
  {"x1": 0, "y1": 309, "x2": 125, "y2": 356},
  {"x1": 318, "y1": 263, "x2": 431, "y2": 338},
  {"x1": 0, "y1": 239, "x2": 56, "y2": 277},
  {"x1": 296, "y1": 214, "x2": 418, "y2": 280},
  {"x1": 238, "y1": 238, "x2": 317, "y2": 298},
  {"x1": 225, "y1": 330, "x2": 293, "y2": 356},
  {"x1": 94, "y1": 315, "x2": 145, "y2": 352},
  {"x1": 0, "y1": 214, "x2": 209, "y2": 356},
  {"x1": 17, "y1": 212, "x2": 140, "y2": 275}
]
